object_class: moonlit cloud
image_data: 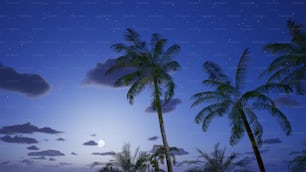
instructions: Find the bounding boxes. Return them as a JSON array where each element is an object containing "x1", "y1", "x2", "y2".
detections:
[
  {"x1": 0, "y1": 64, "x2": 50, "y2": 96},
  {"x1": 149, "y1": 145, "x2": 189, "y2": 155},
  {"x1": 83, "y1": 140, "x2": 98, "y2": 146},
  {"x1": 28, "y1": 150, "x2": 65, "y2": 156},
  {"x1": 145, "y1": 98, "x2": 182, "y2": 113},
  {"x1": 71, "y1": 152, "x2": 78, "y2": 156},
  {"x1": 0, "y1": 123, "x2": 63, "y2": 135},
  {"x1": 20, "y1": 159, "x2": 34, "y2": 165},
  {"x1": 262, "y1": 138, "x2": 282, "y2": 144},
  {"x1": 148, "y1": 136, "x2": 159, "y2": 141},
  {"x1": 274, "y1": 96, "x2": 300, "y2": 107},
  {"x1": 0, "y1": 135, "x2": 38, "y2": 144},
  {"x1": 83, "y1": 58, "x2": 135, "y2": 87},
  {"x1": 31, "y1": 156, "x2": 46, "y2": 160},
  {"x1": 27, "y1": 145, "x2": 39, "y2": 150},
  {"x1": 56, "y1": 137, "x2": 65, "y2": 141},
  {"x1": 92, "y1": 152, "x2": 115, "y2": 156}
]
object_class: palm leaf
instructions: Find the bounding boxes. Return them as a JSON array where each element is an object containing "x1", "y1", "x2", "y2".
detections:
[
  {"x1": 203, "y1": 61, "x2": 231, "y2": 83},
  {"x1": 235, "y1": 48, "x2": 249, "y2": 91}
]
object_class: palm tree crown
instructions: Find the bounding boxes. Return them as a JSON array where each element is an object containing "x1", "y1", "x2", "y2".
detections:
[
  {"x1": 191, "y1": 48, "x2": 292, "y2": 172},
  {"x1": 107, "y1": 28, "x2": 181, "y2": 172},
  {"x1": 262, "y1": 20, "x2": 306, "y2": 94},
  {"x1": 181, "y1": 143, "x2": 252, "y2": 172}
]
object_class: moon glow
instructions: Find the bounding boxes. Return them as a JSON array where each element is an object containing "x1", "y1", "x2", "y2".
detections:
[{"x1": 98, "y1": 139, "x2": 105, "y2": 148}]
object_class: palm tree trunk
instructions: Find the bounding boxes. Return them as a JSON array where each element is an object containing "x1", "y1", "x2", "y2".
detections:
[
  {"x1": 153, "y1": 78, "x2": 173, "y2": 172},
  {"x1": 239, "y1": 108, "x2": 266, "y2": 172}
]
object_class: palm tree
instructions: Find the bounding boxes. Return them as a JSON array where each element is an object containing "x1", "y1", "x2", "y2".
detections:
[
  {"x1": 107, "y1": 29, "x2": 181, "y2": 172},
  {"x1": 106, "y1": 143, "x2": 149, "y2": 172},
  {"x1": 288, "y1": 142, "x2": 306, "y2": 172},
  {"x1": 149, "y1": 145, "x2": 178, "y2": 172},
  {"x1": 181, "y1": 143, "x2": 252, "y2": 172},
  {"x1": 261, "y1": 20, "x2": 306, "y2": 94},
  {"x1": 191, "y1": 49, "x2": 292, "y2": 172}
]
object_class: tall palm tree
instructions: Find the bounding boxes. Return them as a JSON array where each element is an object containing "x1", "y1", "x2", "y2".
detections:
[
  {"x1": 149, "y1": 145, "x2": 178, "y2": 172},
  {"x1": 106, "y1": 143, "x2": 149, "y2": 172},
  {"x1": 261, "y1": 20, "x2": 306, "y2": 94},
  {"x1": 288, "y1": 142, "x2": 306, "y2": 172},
  {"x1": 181, "y1": 143, "x2": 252, "y2": 172},
  {"x1": 191, "y1": 49, "x2": 292, "y2": 172},
  {"x1": 107, "y1": 29, "x2": 181, "y2": 172}
]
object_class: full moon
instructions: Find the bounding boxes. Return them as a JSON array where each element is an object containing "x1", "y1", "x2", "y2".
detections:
[{"x1": 98, "y1": 139, "x2": 105, "y2": 148}]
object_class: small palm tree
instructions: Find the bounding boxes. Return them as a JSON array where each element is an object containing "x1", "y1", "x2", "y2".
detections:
[
  {"x1": 107, "y1": 29, "x2": 181, "y2": 172},
  {"x1": 262, "y1": 20, "x2": 306, "y2": 94},
  {"x1": 288, "y1": 143, "x2": 306, "y2": 172},
  {"x1": 181, "y1": 143, "x2": 252, "y2": 172},
  {"x1": 149, "y1": 145, "x2": 178, "y2": 172},
  {"x1": 191, "y1": 49, "x2": 292, "y2": 172},
  {"x1": 106, "y1": 143, "x2": 149, "y2": 172}
]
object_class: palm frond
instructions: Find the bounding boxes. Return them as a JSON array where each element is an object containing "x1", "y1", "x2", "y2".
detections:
[
  {"x1": 162, "y1": 60, "x2": 181, "y2": 73},
  {"x1": 235, "y1": 48, "x2": 250, "y2": 91},
  {"x1": 256, "y1": 83, "x2": 292, "y2": 94},
  {"x1": 244, "y1": 107, "x2": 263, "y2": 146},
  {"x1": 127, "y1": 78, "x2": 148, "y2": 104},
  {"x1": 263, "y1": 43, "x2": 295, "y2": 54},
  {"x1": 163, "y1": 44, "x2": 181, "y2": 60},
  {"x1": 203, "y1": 61, "x2": 231, "y2": 83},
  {"x1": 229, "y1": 104, "x2": 245, "y2": 146},
  {"x1": 191, "y1": 91, "x2": 231, "y2": 108},
  {"x1": 153, "y1": 38, "x2": 167, "y2": 60}
]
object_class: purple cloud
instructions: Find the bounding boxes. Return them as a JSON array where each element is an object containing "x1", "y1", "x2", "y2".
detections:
[
  {"x1": 274, "y1": 96, "x2": 300, "y2": 107},
  {"x1": 28, "y1": 150, "x2": 65, "y2": 156},
  {"x1": 71, "y1": 152, "x2": 78, "y2": 156},
  {"x1": 0, "y1": 123, "x2": 62, "y2": 135},
  {"x1": 148, "y1": 136, "x2": 159, "y2": 141},
  {"x1": 92, "y1": 152, "x2": 115, "y2": 156},
  {"x1": 20, "y1": 159, "x2": 34, "y2": 165},
  {"x1": 0, "y1": 64, "x2": 50, "y2": 96},
  {"x1": 83, "y1": 59, "x2": 135, "y2": 87},
  {"x1": 56, "y1": 137, "x2": 65, "y2": 141},
  {"x1": 262, "y1": 138, "x2": 282, "y2": 144},
  {"x1": 150, "y1": 145, "x2": 189, "y2": 156},
  {"x1": 145, "y1": 98, "x2": 182, "y2": 113},
  {"x1": 83, "y1": 140, "x2": 98, "y2": 146},
  {"x1": 0, "y1": 135, "x2": 38, "y2": 144},
  {"x1": 27, "y1": 145, "x2": 39, "y2": 150},
  {"x1": 31, "y1": 156, "x2": 46, "y2": 160}
]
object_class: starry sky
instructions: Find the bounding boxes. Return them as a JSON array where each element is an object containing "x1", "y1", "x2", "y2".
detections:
[{"x1": 0, "y1": 0, "x2": 305, "y2": 172}]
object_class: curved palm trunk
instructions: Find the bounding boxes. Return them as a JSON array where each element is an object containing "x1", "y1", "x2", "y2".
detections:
[
  {"x1": 153, "y1": 78, "x2": 173, "y2": 172},
  {"x1": 239, "y1": 108, "x2": 266, "y2": 172}
]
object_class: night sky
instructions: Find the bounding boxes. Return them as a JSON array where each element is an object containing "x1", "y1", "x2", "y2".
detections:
[{"x1": 0, "y1": 0, "x2": 305, "y2": 172}]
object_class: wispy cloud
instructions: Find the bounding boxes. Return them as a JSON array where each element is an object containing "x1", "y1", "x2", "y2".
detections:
[
  {"x1": 0, "y1": 123, "x2": 63, "y2": 135},
  {"x1": 83, "y1": 59, "x2": 135, "y2": 87},
  {"x1": 56, "y1": 137, "x2": 65, "y2": 141},
  {"x1": 27, "y1": 145, "x2": 39, "y2": 150},
  {"x1": 0, "y1": 64, "x2": 50, "y2": 96},
  {"x1": 28, "y1": 150, "x2": 65, "y2": 156},
  {"x1": 71, "y1": 152, "x2": 78, "y2": 156},
  {"x1": 92, "y1": 152, "x2": 115, "y2": 156},
  {"x1": 0, "y1": 135, "x2": 38, "y2": 144},
  {"x1": 148, "y1": 136, "x2": 159, "y2": 141},
  {"x1": 83, "y1": 140, "x2": 98, "y2": 146},
  {"x1": 274, "y1": 96, "x2": 300, "y2": 107},
  {"x1": 145, "y1": 98, "x2": 182, "y2": 113},
  {"x1": 262, "y1": 138, "x2": 282, "y2": 144}
]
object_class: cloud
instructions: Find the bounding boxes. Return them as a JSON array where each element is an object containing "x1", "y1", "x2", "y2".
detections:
[
  {"x1": 89, "y1": 161, "x2": 105, "y2": 168},
  {"x1": 83, "y1": 59, "x2": 135, "y2": 87},
  {"x1": 0, "y1": 161, "x2": 10, "y2": 165},
  {"x1": 28, "y1": 150, "x2": 65, "y2": 156},
  {"x1": 0, "y1": 64, "x2": 50, "y2": 96},
  {"x1": 0, "y1": 123, "x2": 63, "y2": 135},
  {"x1": 31, "y1": 156, "x2": 46, "y2": 160},
  {"x1": 92, "y1": 152, "x2": 115, "y2": 156},
  {"x1": 262, "y1": 138, "x2": 282, "y2": 144},
  {"x1": 145, "y1": 98, "x2": 182, "y2": 113},
  {"x1": 274, "y1": 96, "x2": 300, "y2": 107},
  {"x1": 0, "y1": 135, "x2": 38, "y2": 144},
  {"x1": 148, "y1": 136, "x2": 159, "y2": 141},
  {"x1": 71, "y1": 152, "x2": 78, "y2": 156},
  {"x1": 20, "y1": 159, "x2": 34, "y2": 165},
  {"x1": 245, "y1": 149, "x2": 269, "y2": 155},
  {"x1": 56, "y1": 137, "x2": 65, "y2": 141},
  {"x1": 49, "y1": 158, "x2": 56, "y2": 161},
  {"x1": 27, "y1": 145, "x2": 39, "y2": 150},
  {"x1": 83, "y1": 140, "x2": 98, "y2": 146},
  {"x1": 59, "y1": 162, "x2": 72, "y2": 166}
]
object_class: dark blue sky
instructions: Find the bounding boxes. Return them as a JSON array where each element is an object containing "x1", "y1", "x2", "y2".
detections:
[{"x1": 0, "y1": 0, "x2": 305, "y2": 171}]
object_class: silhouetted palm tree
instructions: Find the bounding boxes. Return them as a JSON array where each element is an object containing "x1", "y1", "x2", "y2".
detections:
[
  {"x1": 149, "y1": 145, "x2": 178, "y2": 172},
  {"x1": 191, "y1": 49, "x2": 292, "y2": 172},
  {"x1": 288, "y1": 142, "x2": 306, "y2": 172},
  {"x1": 107, "y1": 29, "x2": 181, "y2": 172},
  {"x1": 99, "y1": 166, "x2": 121, "y2": 172},
  {"x1": 106, "y1": 143, "x2": 149, "y2": 172},
  {"x1": 262, "y1": 20, "x2": 306, "y2": 94},
  {"x1": 181, "y1": 143, "x2": 252, "y2": 172}
]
